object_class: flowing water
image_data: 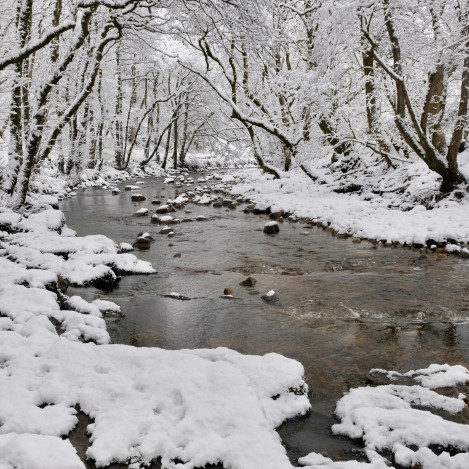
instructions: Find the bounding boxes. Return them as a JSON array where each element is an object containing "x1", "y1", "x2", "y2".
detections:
[{"x1": 62, "y1": 171, "x2": 469, "y2": 465}]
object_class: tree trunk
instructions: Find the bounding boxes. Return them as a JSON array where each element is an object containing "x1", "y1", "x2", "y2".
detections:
[
  {"x1": 162, "y1": 123, "x2": 172, "y2": 170},
  {"x1": 114, "y1": 46, "x2": 124, "y2": 169},
  {"x1": 172, "y1": 116, "x2": 179, "y2": 169},
  {"x1": 5, "y1": 0, "x2": 33, "y2": 195}
]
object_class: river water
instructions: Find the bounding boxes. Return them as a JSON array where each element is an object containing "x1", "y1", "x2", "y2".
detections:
[{"x1": 62, "y1": 171, "x2": 469, "y2": 465}]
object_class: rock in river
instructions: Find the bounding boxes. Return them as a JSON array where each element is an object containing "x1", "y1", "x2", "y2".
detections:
[
  {"x1": 132, "y1": 236, "x2": 151, "y2": 250},
  {"x1": 264, "y1": 221, "x2": 280, "y2": 234},
  {"x1": 261, "y1": 290, "x2": 278, "y2": 303},
  {"x1": 224, "y1": 288, "x2": 235, "y2": 295},
  {"x1": 155, "y1": 205, "x2": 169, "y2": 214},
  {"x1": 134, "y1": 208, "x2": 149, "y2": 217},
  {"x1": 159, "y1": 216, "x2": 174, "y2": 225},
  {"x1": 131, "y1": 193, "x2": 146, "y2": 202},
  {"x1": 240, "y1": 276, "x2": 257, "y2": 287}
]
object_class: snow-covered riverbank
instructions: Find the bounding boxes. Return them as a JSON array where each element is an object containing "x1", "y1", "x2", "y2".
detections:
[{"x1": 227, "y1": 164, "x2": 469, "y2": 251}]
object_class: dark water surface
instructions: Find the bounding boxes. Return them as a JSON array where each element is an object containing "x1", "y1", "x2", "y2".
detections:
[{"x1": 62, "y1": 172, "x2": 469, "y2": 465}]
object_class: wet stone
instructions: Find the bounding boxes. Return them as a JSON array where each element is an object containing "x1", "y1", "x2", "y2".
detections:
[
  {"x1": 156, "y1": 205, "x2": 169, "y2": 214},
  {"x1": 159, "y1": 216, "x2": 174, "y2": 225},
  {"x1": 132, "y1": 237, "x2": 150, "y2": 250},
  {"x1": 224, "y1": 288, "x2": 235, "y2": 295},
  {"x1": 240, "y1": 276, "x2": 257, "y2": 287},
  {"x1": 138, "y1": 232, "x2": 154, "y2": 241},
  {"x1": 431, "y1": 387, "x2": 460, "y2": 399},
  {"x1": 264, "y1": 221, "x2": 280, "y2": 234},
  {"x1": 133, "y1": 208, "x2": 149, "y2": 217},
  {"x1": 261, "y1": 290, "x2": 278, "y2": 303}
]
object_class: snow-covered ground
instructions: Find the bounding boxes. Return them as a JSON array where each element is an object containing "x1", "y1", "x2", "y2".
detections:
[{"x1": 226, "y1": 161, "x2": 469, "y2": 249}]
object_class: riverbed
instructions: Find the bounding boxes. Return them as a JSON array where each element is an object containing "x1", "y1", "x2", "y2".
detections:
[{"x1": 62, "y1": 171, "x2": 469, "y2": 465}]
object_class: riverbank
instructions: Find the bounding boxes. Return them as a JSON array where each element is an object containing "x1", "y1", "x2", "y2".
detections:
[{"x1": 225, "y1": 165, "x2": 469, "y2": 253}]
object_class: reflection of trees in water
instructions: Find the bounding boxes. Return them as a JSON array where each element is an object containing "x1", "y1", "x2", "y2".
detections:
[{"x1": 416, "y1": 322, "x2": 465, "y2": 364}]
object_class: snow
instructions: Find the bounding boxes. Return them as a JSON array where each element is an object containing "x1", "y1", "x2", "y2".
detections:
[
  {"x1": 325, "y1": 364, "x2": 469, "y2": 468},
  {"x1": 0, "y1": 210, "x2": 155, "y2": 286},
  {"x1": 119, "y1": 242, "x2": 134, "y2": 252},
  {"x1": 229, "y1": 167, "x2": 469, "y2": 246},
  {"x1": 0, "y1": 434, "x2": 84, "y2": 469},
  {"x1": 370, "y1": 363, "x2": 469, "y2": 388}
]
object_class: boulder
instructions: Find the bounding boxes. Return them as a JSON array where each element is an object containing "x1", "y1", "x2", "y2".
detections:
[
  {"x1": 119, "y1": 242, "x2": 134, "y2": 253},
  {"x1": 253, "y1": 205, "x2": 271, "y2": 215},
  {"x1": 212, "y1": 201, "x2": 223, "y2": 208},
  {"x1": 222, "y1": 199, "x2": 234, "y2": 207},
  {"x1": 263, "y1": 221, "x2": 280, "y2": 234},
  {"x1": 240, "y1": 276, "x2": 257, "y2": 287},
  {"x1": 134, "y1": 208, "x2": 149, "y2": 217},
  {"x1": 132, "y1": 237, "x2": 151, "y2": 250},
  {"x1": 156, "y1": 205, "x2": 169, "y2": 214},
  {"x1": 57, "y1": 275, "x2": 70, "y2": 294},
  {"x1": 168, "y1": 232, "x2": 175, "y2": 238},
  {"x1": 159, "y1": 215, "x2": 174, "y2": 225},
  {"x1": 261, "y1": 290, "x2": 278, "y2": 303},
  {"x1": 111, "y1": 188, "x2": 121, "y2": 195},
  {"x1": 138, "y1": 232, "x2": 154, "y2": 241},
  {"x1": 173, "y1": 253, "x2": 182, "y2": 258},
  {"x1": 160, "y1": 227, "x2": 172, "y2": 234},
  {"x1": 151, "y1": 215, "x2": 160, "y2": 224},
  {"x1": 196, "y1": 215, "x2": 209, "y2": 222},
  {"x1": 224, "y1": 288, "x2": 235, "y2": 295},
  {"x1": 270, "y1": 209, "x2": 284, "y2": 219},
  {"x1": 131, "y1": 194, "x2": 146, "y2": 202},
  {"x1": 151, "y1": 199, "x2": 161, "y2": 205}
]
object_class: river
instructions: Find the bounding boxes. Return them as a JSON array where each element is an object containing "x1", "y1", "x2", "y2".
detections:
[{"x1": 61, "y1": 171, "x2": 469, "y2": 466}]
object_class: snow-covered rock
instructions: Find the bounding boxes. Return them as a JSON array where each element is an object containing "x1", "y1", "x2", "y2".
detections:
[{"x1": 264, "y1": 221, "x2": 280, "y2": 234}]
